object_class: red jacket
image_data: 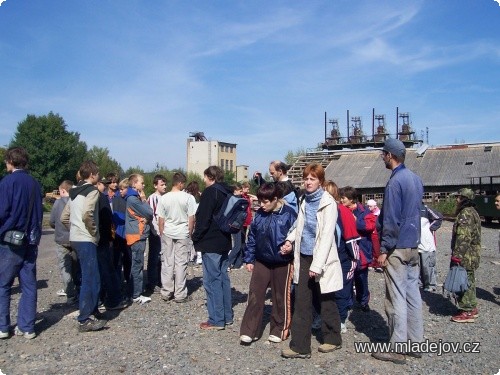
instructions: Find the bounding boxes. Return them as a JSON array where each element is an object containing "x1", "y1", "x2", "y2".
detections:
[{"x1": 242, "y1": 192, "x2": 253, "y2": 227}]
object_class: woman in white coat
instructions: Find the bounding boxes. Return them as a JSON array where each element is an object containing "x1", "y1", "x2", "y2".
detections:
[{"x1": 280, "y1": 163, "x2": 343, "y2": 359}]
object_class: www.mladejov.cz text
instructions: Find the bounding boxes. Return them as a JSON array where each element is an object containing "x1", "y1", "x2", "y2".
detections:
[{"x1": 354, "y1": 339, "x2": 481, "y2": 356}]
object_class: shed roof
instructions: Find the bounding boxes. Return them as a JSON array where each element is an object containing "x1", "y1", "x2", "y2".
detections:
[{"x1": 321, "y1": 142, "x2": 500, "y2": 190}]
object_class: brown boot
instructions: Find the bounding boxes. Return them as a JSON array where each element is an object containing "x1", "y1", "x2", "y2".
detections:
[{"x1": 371, "y1": 351, "x2": 406, "y2": 365}]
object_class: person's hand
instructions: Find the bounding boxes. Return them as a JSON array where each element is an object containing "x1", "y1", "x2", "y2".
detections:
[
  {"x1": 378, "y1": 253, "x2": 388, "y2": 267},
  {"x1": 280, "y1": 241, "x2": 292, "y2": 255},
  {"x1": 450, "y1": 256, "x2": 462, "y2": 267},
  {"x1": 246, "y1": 263, "x2": 254, "y2": 272},
  {"x1": 309, "y1": 270, "x2": 319, "y2": 278}
]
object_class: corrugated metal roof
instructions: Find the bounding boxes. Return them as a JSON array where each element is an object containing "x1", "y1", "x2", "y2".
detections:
[{"x1": 320, "y1": 143, "x2": 500, "y2": 189}]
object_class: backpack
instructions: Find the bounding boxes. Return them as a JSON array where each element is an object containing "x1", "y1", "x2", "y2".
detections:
[{"x1": 212, "y1": 184, "x2": 250, "y2": 234}]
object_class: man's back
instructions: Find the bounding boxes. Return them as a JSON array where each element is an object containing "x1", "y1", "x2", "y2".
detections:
[
  {"x1": 63, "y1": 183, "x2": 99, "y2": 244},
  {"x1": 379, "y1": 165, "x2": 423, "y2": 252},
  {"x1": 158, "y1": 191, "x2": 196, "y2": 239},
  {"x1": 0, "y1": 170, "x2": 43, "y2": 243}
]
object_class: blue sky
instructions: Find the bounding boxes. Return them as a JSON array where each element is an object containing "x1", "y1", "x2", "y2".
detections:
[{"x1": 1, "y1": 1, "x2": 499, "y2": 175}]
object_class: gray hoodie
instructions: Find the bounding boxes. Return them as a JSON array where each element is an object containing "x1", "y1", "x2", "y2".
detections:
[{"x1": 49, "y1": 196, "x2": 70, "y2": 246}]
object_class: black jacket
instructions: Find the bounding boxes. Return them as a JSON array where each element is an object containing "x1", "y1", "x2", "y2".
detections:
[{"x1": 192, "y1": 183, "x2": 232, "y2": 254}]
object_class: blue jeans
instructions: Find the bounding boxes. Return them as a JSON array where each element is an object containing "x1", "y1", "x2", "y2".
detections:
[
  {"x1": 0, "y1": 243, "x2": 38, "y2": 333},
  {"x1": 202, "y1": 252, "x2": 233, "y2": 326},
  {"x1": 96, "y1": 243, "x2": 123, "y2": 308},
  {"x1": 129, "y1": 241, "x2": 146, "y2": 299},
  {"x1": 71, "y1": 241, "x2": 100, "y2": 323},
  {"x1": 384, "y1": 248, "x2": 423, "y2": 344},
  {"x1": 419, "y1": 251, "x2": 437, "y2": 289},
  {"x1": 228, "y1": 231, "x2": 243, "y2": 269}
]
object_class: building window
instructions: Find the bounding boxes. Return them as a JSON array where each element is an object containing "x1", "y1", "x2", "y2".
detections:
[
  {"x1": 230, "y1": 160, "x2": 233, "y2": 171},
  {"x1": 220, "y1": 159, "x2": 224, "y2": 168},
  {"x1": 225, "y1": 160, "x2": 229, "y2": 170}
]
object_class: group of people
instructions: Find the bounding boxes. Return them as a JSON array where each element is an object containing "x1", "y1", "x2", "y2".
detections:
[
  {"x1": 56, "y1": 167, "x2": 204, "y2": 331},
  {"x1": 0, "y1": 142, "x2": 489, "y2": 366},
  {"x1": 238, "y1": 139, "x2": 484, "y2": 364}
]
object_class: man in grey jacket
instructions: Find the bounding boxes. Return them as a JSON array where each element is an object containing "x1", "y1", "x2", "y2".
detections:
[
  {"x1": 49, "y1": 180, "x2": 79, "y2": 304},
  {"x1": 61, "y1": 161, "x2": 107, "y2": 332}
]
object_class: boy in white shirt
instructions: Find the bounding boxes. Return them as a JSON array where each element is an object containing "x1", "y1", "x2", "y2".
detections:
[{"x1": 157, "y1": 172, "x2": 197, "y2": 303}]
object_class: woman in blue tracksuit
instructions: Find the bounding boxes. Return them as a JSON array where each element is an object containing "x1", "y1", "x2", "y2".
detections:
[{"x1": 239, "y1": 182, "x2": 297, "y2": 345}]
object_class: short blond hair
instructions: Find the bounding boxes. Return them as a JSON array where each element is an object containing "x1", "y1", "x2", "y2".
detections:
[
  {"x1": 128, "y1": 174, "x2": 143, "y2": 187},
  {"x1": 59, "y1": 180, "x2": 74, "y2": 192},
  {"x1": 119, "y1": 178, "x2": 129, "y2": 189}
]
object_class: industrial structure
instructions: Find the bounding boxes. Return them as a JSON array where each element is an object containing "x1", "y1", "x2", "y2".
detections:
[
  {"x1": 321, "y1": 107, "x2": 423, "y2": 150},
  {"x1": 288, "y1": 141, "x2": 500, "y2": 219},
  {"x1": 285, "y1": 108, "x2": 500, "y2": 221},
  {"x1": 186, "y1": 132, "x2": 248, "y2": 181}
]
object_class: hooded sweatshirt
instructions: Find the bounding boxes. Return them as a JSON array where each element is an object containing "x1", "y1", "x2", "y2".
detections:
[
  {"x1": 61, "y1": 182, "x2": 100, "y2": 244},
  {"x1": 124, "y1": 187, "x2": 153, "y2": 246}
]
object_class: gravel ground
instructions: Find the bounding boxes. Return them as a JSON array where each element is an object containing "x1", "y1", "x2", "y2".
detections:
[{"x1": 0, "y1": 220, "x2": 499, "y2": 375}]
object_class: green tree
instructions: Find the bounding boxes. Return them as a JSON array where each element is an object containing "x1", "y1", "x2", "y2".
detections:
[
  {"x1": 10, "y1": 112, "x2": 87, "y2": 192},
  {"x1": 186, "y1": 171, "x2": 204, "y2": 190},
  {"x1": 124, "y1": 166, "x2": 145, "y2": 176},
  {"x1": 86, "y1": 146, "x2": 123, "y2": 178},
  {"x1": 224, "y1": 170, "x2": 236, "y2": 186},
  {"x1": 284, "y1": 147, "x2": 306, "y2": 165}
]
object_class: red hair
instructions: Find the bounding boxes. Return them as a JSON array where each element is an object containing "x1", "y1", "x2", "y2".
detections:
[{"x1": 302, "y1": 163, "x2": 325, "y2": 184}]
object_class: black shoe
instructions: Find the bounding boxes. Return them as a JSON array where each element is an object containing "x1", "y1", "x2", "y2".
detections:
[
  {"x1": 147, "y1": 286, "x2": 162, "y2": 294},
  {"x1": 78, "y1": 316, "x2": 107, "y2": 333},
  {"x1": 161, "y1": 293, "x2": 174, "y2": 302},
  {"x1": 106, "y1": 300, "x2": 129, "y2": 311}
]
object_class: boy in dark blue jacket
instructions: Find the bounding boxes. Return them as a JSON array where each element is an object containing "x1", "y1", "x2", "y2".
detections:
[
  {"x1": 239, "y1": 182, "x2": 297, "y2": 345},
  {"x1": 0, "y1": 147, "x2": 42, "y2": 339}
]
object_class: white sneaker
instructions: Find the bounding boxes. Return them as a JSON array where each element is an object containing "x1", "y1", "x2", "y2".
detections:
[
  {"x1": 132, "y1": 295, "x2": 151, "y2": 304},
  {"x1": 14, "y1": 326, "x2": 36, "y2": 339},
  {"x1": 340, "y1": 322, "x2": 347, "y2": 334},
  {"x1": 268, "y1": 335, "x2": 282, "y2": 343},
  {"x1": 0, "y1": 330, "x2": 9, "y2": 339},
  {"x1": 240, "y1": 335, "x2": 253, "y2": 343},
  {"x1": 57, "y1": 289, "x2": 67, "y2": 296}
]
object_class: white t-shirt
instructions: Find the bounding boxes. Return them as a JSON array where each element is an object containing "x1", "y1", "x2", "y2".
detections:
[
  {"x1": 157, "y1": 191, "x2": 196, "y2": 239},
  {"x1": 418, "y1": 216, "x2": 436, "y2": 253}
]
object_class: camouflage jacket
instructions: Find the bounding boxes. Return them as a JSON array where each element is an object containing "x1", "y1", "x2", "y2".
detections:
[{"x1": 451, "y1": 205, "x2": 481, "y2": 270}]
